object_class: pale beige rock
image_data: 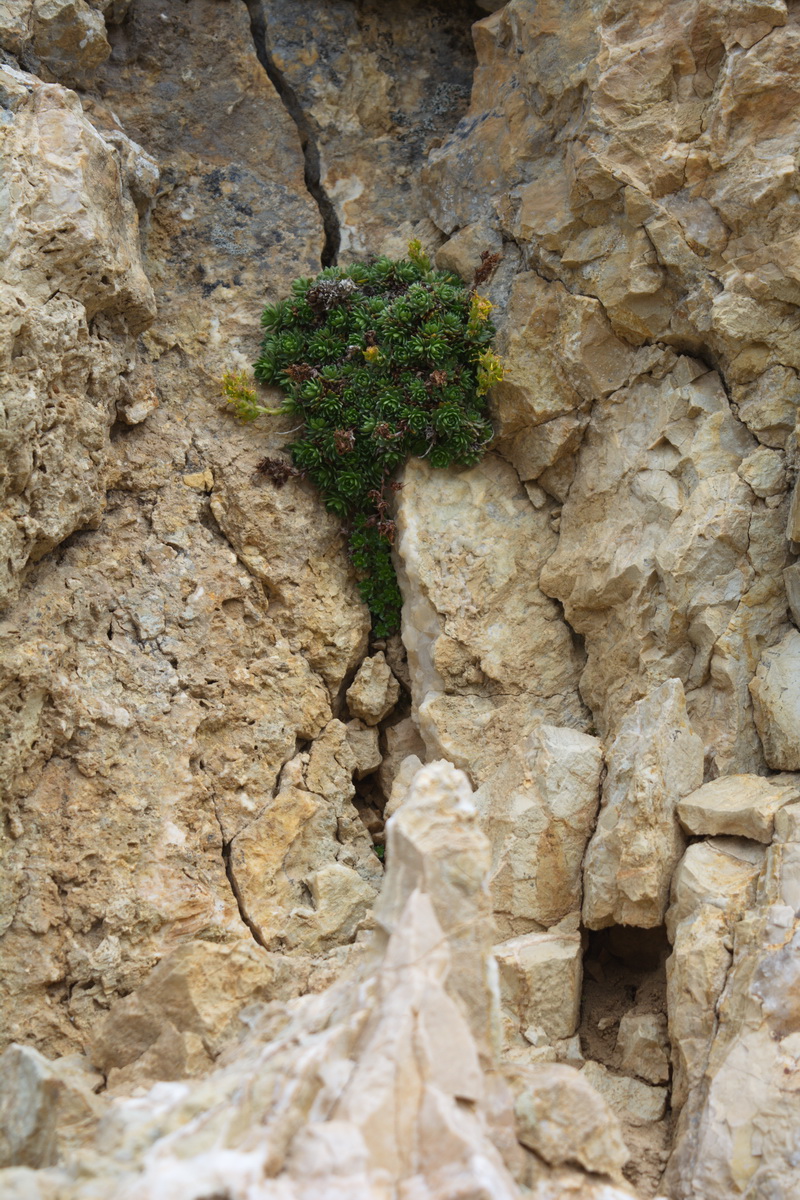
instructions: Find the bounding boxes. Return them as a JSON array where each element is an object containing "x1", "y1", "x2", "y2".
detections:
[
  {"x1": 384, "y1": 753, "x2": 424, "y2": 821},
  {"x1": 230, "y1": 720, "x2": 382, "y2": 953},
  {"x1": 665, "y1": 838, "x2": 800, "y2": 1199},
  {"x1": 396, "y1": 454, "x2": 587, "y2": 782},
  {"x1": 616, "y1": 1013, "x2": 670, "y2": 1085},
  {"x1": 788, "y1": 477, "x2": 800, "y2": 541},
  {"x1": 677, "y1": 773, "x2": 799, "y2": 841},
  {"x1": 434, "y1": 219, "x2": 503, "y2": 284},
  {"x1": 737, "y1": 447, "x2": 786, "y2": 497},
  {"x1": 667, "y1": 906, "x2": 732, "y2": 1114},
  {"x1": 0, "y1": 65, "x2": 156, "y2": 612},
  {"x1": 512, "y1": 1063, "x2": 630, "y2": 1177},
  {"x1": 666, "y1": 839, "x2": 763, "y2": 943},
  {"x1": 494, "y1": 931, "x2": 583, "y2": 1042},
  {"x1": 774, "y1": 797, "x2": 800, "y2": 842},
  {"x1": 475, "y1": 723, "x2": 603, "y2": 938},
  {"x1": 785, "y1": 563, "x2": 800, "y2": 626},
  {"x1": 1, "y1": 762, "x2": 527, "y2": 1200},
  {"x1": 579, "y1": 1061, "x2": 667, "y2": 1127},
  {"x1": 0, "y1": 1045, "x2": 104, "y2": 1169},
  {"x1": 344, "y1": 720, "x2": 381, "y2": 780},
  {"x1": 750, "y1": 629, "x2": 800, "y2": 768},
  {"x1": 345, "y1": 652, "x2": 400, "y2": 726},
  {"x1": 423, "y1": 0, "x2": 800, "y2": 785},
  {"x1": 582, "y1": 679, "x2": 704, "y2": 929},
  {"x1": 376, "y1": 716, "x2": 426, "y2": 801},
  {"x1": 87, "y1": 939, "x2": 312, "y2": 1080},
  {"x1": 0, "y1": 0, "x2": 334, "y2": 1059}
]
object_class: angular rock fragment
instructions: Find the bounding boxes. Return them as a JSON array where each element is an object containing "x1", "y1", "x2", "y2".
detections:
[
  {"x1": 512, "y1": 1063, "x2": 630, "y2": 1177},
  {"x1": 677, "y1": 773, "x2": 799, "y2": 842},
  {"x1": 579, "y1": 1061, "x2": 667, "y2": 1126},
  {"x1": 616, "y1": 1012, "x2": 670, "y2": 1085},
  {"x1": 582, "y1": 679, "x2": 704, "y2": 929},
  {"x1": 346, "y1": 652, "x2": 400, "y2": 726},
  {"x1": 494, "y1": 931, "x2": 583, "y2": 1042},
  {"x1": 475, "y1": 723, "x2": 603, "y2": 937},
  {"x1": 750, "y1": 630, "x2": 800, "y2": 769}
]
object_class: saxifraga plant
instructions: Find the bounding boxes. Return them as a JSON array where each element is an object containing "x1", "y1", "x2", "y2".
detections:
[{"x1": 223, "y1": 241, "x2": 502, "y2": 637}]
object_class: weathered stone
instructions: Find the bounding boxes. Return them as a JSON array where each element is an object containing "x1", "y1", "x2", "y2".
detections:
[
  {"x1": 616, "y1": 1012, "x2": 670, "y2": 1085},
  {"x1": 8, "y1": 762, "x2": 524, "y2": 1199},
  {"x1": 383, "y1": 753, "x2": 425, "y2": 821},
  {"x1": 750, "y1": 629, "x2": 800, "y2": 769},
  {"x1": 475, "y1": 723, "x2": 602, "y2": 938},
  {"x1": 494, "y1": 931, "x2": 583, "y2": 1043},
  {"x1": 0, "y1": 0, "x2": 332, "y2": 1059},
  {"x1": 252, "y1": 0, "x2": 476, "y2": 258},
  {"x1": 0, "y1": 65, "x2": 155, "y2": 613},
  {"x1": 667, "y1": 906, "x2": 732, "y2": 1115},
  {"x1": 785, "y1": 563, "x2": 800, "y2": 627},
  {"x1": 582, "y1": 679, "x2": 704, "y2": 929},
  {"x1": 737, "y1": 447, "x2": 787, "y2": 497},
  {"x1": 376, "y1": 716, "x2": 426, "y2": 801},
  {"x1": 344, "y1": 720, "x2": 382, "y2": 780},
  {"x1": 579, "y1": 1061, "x2": 668, "y2": 1127},
  {"x1": 31, "y1": 0, "x2": 110, "y2": 85},
  {"x1": 396, "y1": 454, "x2": 587, "y2": 783},
  {"x1": 512, "y1": 1063, "x2": 630, "y2": 1178},
  {"x1": 0, "y1": 1044, "x2": 104, "y2": 1169},
  {"x1": 230, "y1": 720, "x2": 382, "y2": 953},
  {"x1": 87, "y1": 939, "x2": 311, "y2": 1080},
  {"x1": 665, "y1": 826, "x2": 800, "y2": 1199},
  {"x1": 677, "y1": 773, "x2": 799, "y2": 842},
  {"x1": 345, "y1": 653, "x2": 400, "y2": 726},
  {"x1": 666, "y1": 839, "x2": 763, "y2": 943}
]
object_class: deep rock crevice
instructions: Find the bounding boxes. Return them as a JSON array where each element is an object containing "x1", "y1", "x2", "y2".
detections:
[{"x1": 242, "y1": 0, "x2": 340, "y2": 267}]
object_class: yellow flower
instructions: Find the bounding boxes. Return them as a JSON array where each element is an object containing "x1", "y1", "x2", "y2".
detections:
[
  {"x1": 363, "y1": 345, "x2": 383, "y2": 364},
  {"x1": 476, "y1": 349, "x2": 504, "y2": 396},
  {"x1": 468, "y1": 292, "x2": 494, "y2": 336}
]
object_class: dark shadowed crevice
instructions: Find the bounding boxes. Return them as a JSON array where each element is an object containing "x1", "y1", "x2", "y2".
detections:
[
  {"x1": 242, "y1": 0, "x2": 340, "y2": 267},
  {"x1": 221, "y1": 831, "x2": 270, "y2": 950}
]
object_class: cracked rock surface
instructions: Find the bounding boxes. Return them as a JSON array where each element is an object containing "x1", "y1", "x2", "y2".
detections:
[{"x1": 2, "y1": 0, "x2": 800, "y2": 1198}]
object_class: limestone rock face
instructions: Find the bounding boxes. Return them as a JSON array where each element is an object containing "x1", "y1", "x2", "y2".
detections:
[
  {"x1": 749, "y1": 629, "x2": 800, "y2": 769},
  {"x1": 582, "y1": 679, "x2": 704, "y2": 929},
  {"x1": 249, "y1": 0, "x2": 477, "y2": 258},
  {"x1": 0, "y1": 0, "x2": 348, "y2": 1061},
  {"x1": 395, "y1": 454, "x2": 588, "y2": 782},
  {"x1": 424, "y1": 0, "x2": 800, "y2": 776},
  {"x1": 677, "y1": 773, "x2": 800, "y2": 842},
  {"x1": 0, "y1": 763, "x2": 534, "y2": 1200},
  {"x1": 475, "y1": 723, "x2": 603, "y2": 938},
  {"x1": 0, "y1": 64, "x2": 155, "y2": 611},
  {"x1": 665, "y1": 815, "x2": 800, "y2": 1199}
]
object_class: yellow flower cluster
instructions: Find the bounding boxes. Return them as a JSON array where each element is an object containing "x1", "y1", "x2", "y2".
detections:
[
  {"x1": 468, "y1": 292, "x2": 493, "y2": 337},
  {"x1": 476, "y1": 348, "x2": 504, "y2": 396}
]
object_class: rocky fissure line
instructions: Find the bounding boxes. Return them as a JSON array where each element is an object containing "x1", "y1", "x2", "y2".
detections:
[{"x1": 242, "y1": 0, "x2": 341, "y2": 267}]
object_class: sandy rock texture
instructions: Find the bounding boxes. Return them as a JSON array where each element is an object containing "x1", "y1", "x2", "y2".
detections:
[
  {"x1": 424, "y1": 0, "x2": 799, "y2": 776},
  {"x1": 395, "y1": 453, "x2": 588, "y2": 781},
  {"x1": 0, "y1": 763, "x2": 640, "y2": 1199},
  {"x1": 0, "y1": 0, "x2": 363, "y2": 1061},
  {"x1": 3, "y1": 0, "x2": 800, "y2": 1196},
  {"x1": 247, "y1": 0, "x2": 480, "y2": 260}
]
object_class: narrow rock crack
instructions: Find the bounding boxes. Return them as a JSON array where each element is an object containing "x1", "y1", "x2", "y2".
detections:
[
  {"x1": 217, "y1": 813, "x2": 270, "y2": 950},
  {"x1": 242, "y1": 0, "x2": 340, "y2": 267}
]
